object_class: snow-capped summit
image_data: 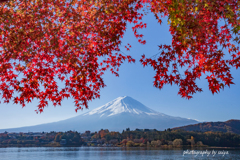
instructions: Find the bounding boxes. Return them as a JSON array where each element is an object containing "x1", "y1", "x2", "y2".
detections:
[
  {"x1": 83, "y1": 96, "x2": 164, "y2": 117},
  {"x1": 0, "y1": 96, "x2": 200, "y2": 132}
]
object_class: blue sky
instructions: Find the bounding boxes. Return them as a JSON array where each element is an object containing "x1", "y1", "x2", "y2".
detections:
[{"x1": 0, "y1": 10, "x2": 239, "y2": 130}]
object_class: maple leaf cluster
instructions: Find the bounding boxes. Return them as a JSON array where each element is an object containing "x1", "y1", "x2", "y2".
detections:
[
  {"x1": 0, "y1": 0, "x2": 239, "y2": 112},
  {"x1": 140, "y1": 0, "x2": 239, "y2": 99}
]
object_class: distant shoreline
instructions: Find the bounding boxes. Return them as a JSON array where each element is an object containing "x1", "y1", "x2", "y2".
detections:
[{"x1": 0, "y1": 145, "x2": 240, "y2": 150}]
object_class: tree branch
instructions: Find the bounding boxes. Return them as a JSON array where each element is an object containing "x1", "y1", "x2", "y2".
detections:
[{"x1": 0, "y1": 0, "x2": 9, "y2": 3}]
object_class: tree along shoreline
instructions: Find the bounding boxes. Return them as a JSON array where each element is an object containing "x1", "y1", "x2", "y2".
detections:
[
  {"x1": 0, "y1": 145, "x2": 240, "y2": 150},
  {"x1": 0, "y1": 145, "x2": 239, "y2": 149},
  {"x1": 0, "y1": 129, "x2": 240, "y2": 148}
]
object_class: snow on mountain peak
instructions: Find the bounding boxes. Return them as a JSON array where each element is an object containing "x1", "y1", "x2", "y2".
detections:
[{"x1": 83, "y1": 96, "x2": 162, "y2": 117}]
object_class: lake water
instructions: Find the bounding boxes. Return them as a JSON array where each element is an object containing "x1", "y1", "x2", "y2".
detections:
[{"x1": 0, "y1": 147, "x2": 239, "y2": 160}]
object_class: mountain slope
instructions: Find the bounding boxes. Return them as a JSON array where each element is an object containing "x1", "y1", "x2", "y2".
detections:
[
  {"x1": 0, "y1": 96, "x2": 199, "y2": 133},
  {"x1": 172, "y1": 119, "x2": 240, "y2": 134}
]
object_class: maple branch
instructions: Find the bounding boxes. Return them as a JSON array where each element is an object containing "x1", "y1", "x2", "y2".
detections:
[
  {"x1": 57, "y1": 0, "x2": 74, "y2": 34},
  {"x1": 0, "y1": 0, "x2": 8, "y2": 3},
  {"x1": 0, "y1": 0, "x2": 239, "y2": 110},
  {"x1": 149, "y1": 51, "x2": 161, "y2": 59}
]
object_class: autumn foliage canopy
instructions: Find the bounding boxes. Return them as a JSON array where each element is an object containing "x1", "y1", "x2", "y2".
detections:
[{"x1": 0, "y1": 0, "x2": 239, "y2": 113}]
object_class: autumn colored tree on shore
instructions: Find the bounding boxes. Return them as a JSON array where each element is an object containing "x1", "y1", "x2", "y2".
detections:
[{"x1": 0, "y1": 0, "x2": 239, "y2": 113}]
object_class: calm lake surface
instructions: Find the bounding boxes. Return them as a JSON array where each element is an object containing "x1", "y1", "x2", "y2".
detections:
[{"x1": 0, "y1": 147, "x2": 239, "y2": 160}]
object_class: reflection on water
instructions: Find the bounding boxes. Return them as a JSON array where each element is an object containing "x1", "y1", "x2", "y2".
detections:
[{"x1": 0, "y1": 147, "x2": 239, "y2": 160}]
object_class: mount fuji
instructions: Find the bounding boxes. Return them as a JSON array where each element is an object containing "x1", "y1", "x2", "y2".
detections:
[{"x1": 0, "y1": 96, "x2": 199, "y2": 132}]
